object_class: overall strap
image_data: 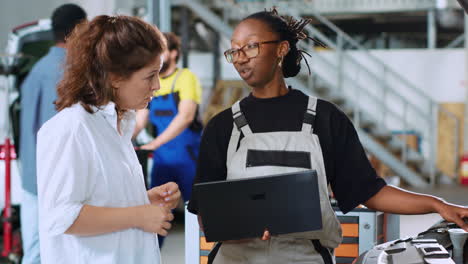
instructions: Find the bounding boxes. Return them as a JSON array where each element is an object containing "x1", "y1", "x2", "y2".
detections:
[
  {"x1": 227, "y1": 100, "x2": 252, "y2": 166},
  {"x1": 231, "y1": 101, "x2": 252, "y2": 136},
  {"x1": 170, "y1": 68, "x2": 184, "y2": 94},
  {"x1": 301, "y1": 96, "x2": 318, "y2": 133}
]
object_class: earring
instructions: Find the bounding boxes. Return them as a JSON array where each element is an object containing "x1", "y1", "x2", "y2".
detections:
[{"x1": 278, "y1": 57, "x2": 283, "y2": 67}]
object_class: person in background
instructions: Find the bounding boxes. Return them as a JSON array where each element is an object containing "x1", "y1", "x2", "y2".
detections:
[
  {"x1": 187, "y1": 8, "x2": 468, "y2": 264},
  {"x1": 36, "y1": 15, "x2": 180, "y2": 263},
  {"x1": 457, "y1": 0, "x2": 468, "y2": 13},
  {"x1": 18, "y1": 4, "x2": 86, "y2": 263},
  {"x1": 134, "y1": 32, "x2": 203, "y2": 247}
]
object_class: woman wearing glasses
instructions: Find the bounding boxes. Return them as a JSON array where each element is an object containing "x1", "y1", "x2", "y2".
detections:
[{"x1": 188, "y1": 7, "x2": 468, "y2": 264}]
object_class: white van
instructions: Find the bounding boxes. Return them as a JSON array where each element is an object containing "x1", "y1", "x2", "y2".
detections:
[{"x1": 0, "y1": 18, "x2": 53, "y2": 213}]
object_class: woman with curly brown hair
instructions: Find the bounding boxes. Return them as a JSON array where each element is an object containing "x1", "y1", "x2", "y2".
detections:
[
  {"x1": 187, "y1": 8, "x2": 468, "y2": 264},
  {"x1": 36, "y1": 15, "x2": 180, "y2": 263}
]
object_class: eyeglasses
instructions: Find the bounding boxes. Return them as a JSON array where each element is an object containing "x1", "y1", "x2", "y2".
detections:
[{"x1": 224, "y1": 40, "x2": 281, "y2": 63}]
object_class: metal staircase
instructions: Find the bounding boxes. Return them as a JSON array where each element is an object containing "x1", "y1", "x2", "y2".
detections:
[
  {"x1": 173, "y1": 0, "x2": 461, "y2": 188},
  {"x1": 292, "y1": 10, "x2": 460, "y2": 188},
  {"x1": 213, "y1": 0, "x2": 462, "y2": 16}
]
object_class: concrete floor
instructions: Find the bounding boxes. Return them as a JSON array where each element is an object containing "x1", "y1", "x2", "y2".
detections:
[
  {"x1": 161, "y1": 212, "x2": 185, "y2": 264},
  {"x1": 161, "y1": 184, "x2": 468, "y2": 264}
]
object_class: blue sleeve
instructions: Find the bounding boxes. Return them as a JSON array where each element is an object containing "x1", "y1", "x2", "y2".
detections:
[
  {"x1": 38, "y1": 71, "x2": 60, "y2": 129},
  {"x1": 20, "y1": 68, "x2": 42, "y2": 146},
  {"x1": 19, "y1": 67, "x2": 43, "y2": 194}
]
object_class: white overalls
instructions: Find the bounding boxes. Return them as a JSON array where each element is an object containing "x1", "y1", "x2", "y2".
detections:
[{"x1": 211, "y1": 96, "x2": 343, "y2": 264}]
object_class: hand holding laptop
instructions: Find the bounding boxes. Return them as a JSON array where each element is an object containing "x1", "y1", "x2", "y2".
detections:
[
  {"x1": 261, "y1": 229, "x2": 271, "y2": 241},
  {"x1": 194, "y1": 170, "x2": 322, "y2": 242}
]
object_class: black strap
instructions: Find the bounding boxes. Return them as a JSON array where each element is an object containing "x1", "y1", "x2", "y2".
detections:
[
  {"x1": 154, "y1": 110, "x2": 175, "y2": 116},
  {"x1": 207, "y1": 242, "x2": 222, "y2": 264},
  {"x1": 169, "y1": 69, "x2": 182, "y2": 112},
  {"x1": 311, "y1": 240, "x2": 333, "y2": 264},
  {"x1": 303, "y1": 112, "x2": 316, "y2": 126},
  {"x1": 233, "y1": 114, "x2": 248, "y2": 130}
]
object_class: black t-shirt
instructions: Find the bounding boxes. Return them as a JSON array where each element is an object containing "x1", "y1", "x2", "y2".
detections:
[{"x1": 187, "y1": 89, "x2": 386, "y2": 214}]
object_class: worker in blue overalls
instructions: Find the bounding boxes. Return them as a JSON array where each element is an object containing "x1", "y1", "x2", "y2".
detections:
[{"x1": 135, "y1": 32, "x2": 203, "y2": 247}]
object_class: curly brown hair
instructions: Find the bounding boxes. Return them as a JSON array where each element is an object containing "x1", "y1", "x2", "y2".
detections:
[{"x1": 55, "y1": 15, "x2": 166, "y2": 113}]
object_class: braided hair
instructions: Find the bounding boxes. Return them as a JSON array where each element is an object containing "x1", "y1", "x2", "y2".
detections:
[{"x1": 243, "y1": 7, "x2": 323, "y2": 78}]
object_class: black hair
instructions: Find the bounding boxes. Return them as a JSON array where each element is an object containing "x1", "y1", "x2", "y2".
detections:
[
  {"x1": 243, "y1": 7, "x2": 322, "y2": 78},
  {"x1": 51, "y1": 4, "x2": 87, "y2": 43},
  {"x1": 457, "y1": 0, "x2": 468, "y2": 14}
]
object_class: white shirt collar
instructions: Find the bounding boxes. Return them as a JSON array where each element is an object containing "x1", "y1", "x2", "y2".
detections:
[{"x1": 91, "y1": 102, "x2": 136, "y2": 140}]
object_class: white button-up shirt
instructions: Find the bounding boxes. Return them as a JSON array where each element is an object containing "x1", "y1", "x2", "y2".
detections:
[{"x1": 37, "y1": 102, "x2": 160, "y2": 264}]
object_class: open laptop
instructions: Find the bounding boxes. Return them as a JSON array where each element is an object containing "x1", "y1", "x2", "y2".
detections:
[{"x1": 194, "y1": 170, "x2": 322, "y2": 242}]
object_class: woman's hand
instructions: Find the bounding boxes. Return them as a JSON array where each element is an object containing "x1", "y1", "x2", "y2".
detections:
[
  {"x1": 261, "y1": 229, "x2": 271, "y2": 240},
  {"x1": 147, "y1": 182, "x2": 181, "y2": 209},
  {"x1": 433, "y1": 201, "x2": 468, "y2": 231},
  {"x1": 137, "y1": 204, "x2": 174, "y2": 236},
  {"x1": 140, "y1": 140, "x2": 160, "y2": 151},
  {"x1": 364, "y1": 185, "x2": 468, "y2": 232}
]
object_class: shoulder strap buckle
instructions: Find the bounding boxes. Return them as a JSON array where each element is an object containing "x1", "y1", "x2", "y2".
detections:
[{"x1": 231, "y1": 101, "x2": 252, "y2": 135}]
